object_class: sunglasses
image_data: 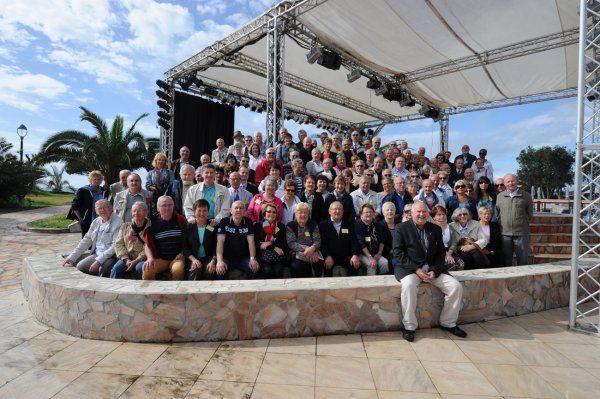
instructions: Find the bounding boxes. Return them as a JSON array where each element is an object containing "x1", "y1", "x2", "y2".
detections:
[
  {"x1": 410, "y1": 175, "x2": 419, "y2": 178},
  {"x1": 495, "y1": 184, "x2": 505, "y2": 187},
  {"x1": 455, "y1": 185, "x2": 466, "y2": 189},
  {"x1": 285, "y1": 189, "x2": 295, "y2": 192},
  {"x1": 404, "y1": 209, "x2": 412, "y2": 213},
  {"x1": 439, "y1": 177, "x2": 448, "y2": 180}
]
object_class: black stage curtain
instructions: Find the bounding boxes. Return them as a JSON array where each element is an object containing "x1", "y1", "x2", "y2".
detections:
[{"x1": 173, "y1": 91, "x2": 234, "y2": 163}]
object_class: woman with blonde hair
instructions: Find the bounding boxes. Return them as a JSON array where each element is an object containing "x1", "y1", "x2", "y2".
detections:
[{"x1": 146, "y1": 152, "x2": 175, "y2": 211}]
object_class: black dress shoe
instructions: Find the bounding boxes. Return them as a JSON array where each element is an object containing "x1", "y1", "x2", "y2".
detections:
[
  {"x1": 403, "y1": 329, "x2": 415, "y2": 342},
  {"x1": 440, "y1": 325, "x2": 468, "y2": 338}
]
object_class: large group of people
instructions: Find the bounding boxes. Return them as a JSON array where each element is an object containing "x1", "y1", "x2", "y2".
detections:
[{"x1": 66, "y1": 128, "x2": 534, "y2": 340}]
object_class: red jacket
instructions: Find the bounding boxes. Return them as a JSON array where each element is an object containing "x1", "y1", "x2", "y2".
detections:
[{"x1": 254, "y1": 159, "x2": 284, "y2": 185}]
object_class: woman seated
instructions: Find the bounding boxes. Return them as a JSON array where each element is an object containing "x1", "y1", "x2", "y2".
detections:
[
  {"x1": 286, "y1": 203, "x2": 324, "y2": 278},
  {"x1": 449, "y1": 208, "x2": 489, "y2": 270},
  {"x1": 110, "y1": 201, "x2": 151, "y2": 279},
  {"x1": 183, "y1": 199, "x2": 217, "y2": 280},
  {"x1": 430, "y1": 204, "x2": 464, "y2": 271},
  {"x1": 355, "y1": 204, "x2": 389, "y2": 276},
  {"x1": 247, "y1": 176, "x2": 284, "y2": 223},
  {"x1": 478, "y1": 206, "x2": 504, "y2": 267},
  {"x1": 254, "y1": 203, "x2": 288, "y2": 279}
]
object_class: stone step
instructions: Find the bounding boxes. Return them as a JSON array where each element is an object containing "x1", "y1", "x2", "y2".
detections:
[
  {"x1": 531, "y1": 214, "x2": 573, "y2": 224},
  {"x1": 530, "y1": 224, "x2": 574, "y2": 234},
  {"x1": 531, "y1": 253, "x2": 572, "y2": 264},
  {"x1": 530, "y1": 233, "x2": 600, "y2": 244},
  {"x1": 530, "y1": 243, "x2": 593, "y2": 255}
]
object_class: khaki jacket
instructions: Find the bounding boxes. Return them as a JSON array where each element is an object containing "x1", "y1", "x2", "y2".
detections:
[
  {"x1": 114, "y1": 220, "x2": 151, "y2": 261},
  {"x1": 113, "y1": 189, "x2": 153, "y2": 221}
]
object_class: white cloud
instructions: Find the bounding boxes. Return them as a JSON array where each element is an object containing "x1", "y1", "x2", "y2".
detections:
[
  {"x1": 0, "y1": 0, "x2": 114, "y2": 44},
  {"x1": 197, "y1": 0, "x2": 228, "y2": 15},
  {"x1": 226, "y1": 13, "x2": 250, "y2": 28},
  {"x1": 175, "y1": 19, "x2": 235, "y2": 60},
  {"x1": 0, "y1": 66, "x2": 68, "y2": 111},
  {"x1": 46, "y1": 47, "x2": 136, "y2": 85},
  {"x1": 241, "y1": 0, "x2": 276, "y2": 13},
  {"x1": 126, "y1": 1, "x2": 194, "y2": 56}
]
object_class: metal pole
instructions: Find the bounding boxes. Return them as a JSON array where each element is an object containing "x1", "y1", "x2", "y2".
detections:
[
  {"x1": 19, "y1": 136, "x2": 24, "y2": 163},
  {"x1": 439, "y1": 114, "x2": 449, "y2": 152},
  {"x1": 569, "y1": 0, "x2": 588, "y2": 330}
]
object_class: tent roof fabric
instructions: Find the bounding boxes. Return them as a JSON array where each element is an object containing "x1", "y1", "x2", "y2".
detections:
[{"x1": 166, "y1": 0, "x2": 579, "y2": 125}]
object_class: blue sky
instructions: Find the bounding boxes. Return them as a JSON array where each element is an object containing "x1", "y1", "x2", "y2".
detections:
[{"x1": 0, "y1": 0, "x2": 577, "y2": 189}]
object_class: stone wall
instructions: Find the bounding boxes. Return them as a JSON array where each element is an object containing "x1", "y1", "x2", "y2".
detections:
[{"x1": 22, "y1": 255, "x2": 590, "y2": 342}]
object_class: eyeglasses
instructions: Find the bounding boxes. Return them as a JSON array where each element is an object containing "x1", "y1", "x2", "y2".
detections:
[
  {"x1": 285, "y1": 189, "x2": 295, "y2": 192},
  {"x1": 455, "y1": 185, "x2": 466, "y2": 189},
  {"x1": 355, "y1": 165, "x2": 364, "y2": 168},
  {"x1": 479, "y1": 181, "x2": 489, "y2": 185},
  {"x1": 459, "y1": 213, "x2": 469, "y2": 216},
  {"x1": 410, "y1": 175, "x2": 419, "y2": 178},
  {"x1": 495, "y1": 184, "x2": 505, "y2": 187},
  {"x1": 439, "y1": 177, "x2": 448, "y2": 180},
  {"x1": 404, "y1": 209, "x2": 412, "y2": 213},
  {"x1": 383, "y1": 174, "x2": 392, "y2": 177},
  {"x1": 265, "y1": 210, "x2": 277, "y2": 214}
]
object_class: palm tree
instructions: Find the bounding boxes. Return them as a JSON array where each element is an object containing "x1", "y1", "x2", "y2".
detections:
[
  {"x1": 44, "y1": 164, "x2": 75, "y2": 193},
  {"x1": 36, "y1": 106, "x2": 156, "y2": 187}
]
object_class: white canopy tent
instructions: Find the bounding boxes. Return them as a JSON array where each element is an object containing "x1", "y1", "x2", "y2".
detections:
[{"x1": 164, "y1": 0, "x2": 578, "y2": 139}]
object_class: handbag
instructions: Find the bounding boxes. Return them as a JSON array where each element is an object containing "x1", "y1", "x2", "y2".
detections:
[
  {"x1": 260, "y1": 249, "x2": 286, "y2": 263},
  {"x1": 457, "y1": 237, "x2": 491, "y2": 267}
]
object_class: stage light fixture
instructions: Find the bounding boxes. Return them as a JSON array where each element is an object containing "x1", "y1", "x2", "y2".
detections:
[
  {"x1": 250, "y1": 104, "x2": 258, "y2": 112},
  {"x1": 157, "y1": 118, "x2": 170, "y2": 130},
  {"x1": 347, "y1": 69, "x2": 361, "y2": 83},
  {"x1": 366, "y1": 79, "x2": 381, "y2": 89},
  {"x1": 235, "y1": 99, "x2": 243, "y2": 107},
  {"x1": 317, "y1": 51, "x2": 342, "y2": 70},
  {"x1": 156, "y1": 79, "x2": 170, "y2": 91},
  {"x1": 220, "y1": 96, "x2": 228, "y2": 104},
  {"x1": 157, "y1": 110, "x2": 170, "y2": 120},
  {"x1": 156, "y1": 90, "x2": 171, "y2": 102},
  {"x1": 157, "y1": 100, "x2": 170, "y2": 111},
  {"x1": 421, "y1": 105, "x2": 443, "y2": 122},
  {"x1": 306, "y1": 46, "x2": 323, "y2": 64},
  {"x1": 203, "y1": 87, "x2": 218, "y2": 96},
  {"x1": 375, "y1": 83, "x2": 389, "y2": 96}
]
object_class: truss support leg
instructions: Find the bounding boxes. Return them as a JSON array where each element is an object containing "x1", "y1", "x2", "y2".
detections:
[
  {"x1": 570, "y1": 0, "x2": 600, "y2": 336},
  {"x1": 266, "y1": 16, "x2": 285, "y2": 148},
  {"x1": 439, "y1": 114, "x2": 449, "y2": 152}
]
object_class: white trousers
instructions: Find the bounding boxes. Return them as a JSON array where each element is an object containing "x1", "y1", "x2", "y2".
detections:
[
  {"x1": 400, "y1": 273, "x2": 463, "y2": 331},
  {"x1": 359, "y1": 255, "x2": 389, "y2": 276}
]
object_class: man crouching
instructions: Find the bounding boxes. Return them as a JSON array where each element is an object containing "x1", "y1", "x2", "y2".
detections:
[{"x1": 392, "y1": 201, "x2": 467, "y2": 342}]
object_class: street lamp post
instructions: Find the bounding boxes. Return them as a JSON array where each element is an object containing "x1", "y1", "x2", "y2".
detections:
[{"x1": 17, "y1": 124, "x2": 27, "y2": 163}]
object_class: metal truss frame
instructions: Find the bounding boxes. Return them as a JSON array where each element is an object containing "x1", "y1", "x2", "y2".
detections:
[
  {"x1": 266, "y1": 16, "x2": 285, "y2": 147},
  {"x1": 402, "y1": 28, "x2": 579, "y2": 83},
  {"x1": 227, "y1": 53, "x2": 397, "y2": 121},
  {"x1": 439, "y1": 114, "x2": 449, "y2": 152},
  {"x1": 570, "y1": 0, "x2": 600, "y2": 336},
  {"x1": 159, "y1": 81, "x2": 175, "y2": 161}
]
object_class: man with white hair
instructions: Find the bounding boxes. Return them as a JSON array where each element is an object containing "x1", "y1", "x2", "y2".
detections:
[
  {"x1": 212, "y1": 138, "x2": 227, "y2": 163},
  {"x1": 108, "y1": 169, "x2": 130, "y2": 204},
  {"x1": 351, "y1": 176, "x2": 381, "y2": 215},
  {"x1": 113, "y1": 173, "x2": 153, "y2": 221},
  {"x1": 496, "y1": 173, "x2": 533, "y2": 266},
  {"x1": 393, "y1": 201, "x2": 466, "y2": 342},
  {"x1": 170, "y1": 164, "x2": 196, "y2": 214},
  {"x1": 63, "y1": 199, "x2": 123, "y2": 277}
]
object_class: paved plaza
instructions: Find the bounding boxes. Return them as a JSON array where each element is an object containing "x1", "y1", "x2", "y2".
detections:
[{"x1": 0, "y1": 207, "x2": 599, "y2": 398}]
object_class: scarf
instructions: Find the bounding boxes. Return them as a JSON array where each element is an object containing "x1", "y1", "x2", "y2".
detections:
[{"x1": 263, "y1": 220, "x2": 277, "y2": 242}]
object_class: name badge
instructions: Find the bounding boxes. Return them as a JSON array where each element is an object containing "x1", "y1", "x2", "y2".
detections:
[
  {"x1": 341, "y1": 228, "x2": 349, "y2": 234},
  {"x1": 275, "y1": 227, "x2": 280, "y2": 234},
  {"x1": 206, "y1": 225, "x2": 214, "y2": 232},
  {"x1": 127, "y1": 235, "x2": 137, "y2": 241},
  {"x1": 365, "y1": 236, "x2": 371, "y2": 242},
  {"x1": 304, "y1": 231, "x2": 311, "y2": 237},
  {"x1": 256, "y1": 200, "x2": 261, "y2": 205}
]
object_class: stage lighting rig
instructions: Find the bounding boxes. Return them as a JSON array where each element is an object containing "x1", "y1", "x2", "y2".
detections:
[
  {"x1": 375, "y1": 83, "x2": 389, "y2": 96},
  {"x1": 366, "y1": 78, "x2": 381, "y2": 90},
  {"x1": 156, "y1": 90, "x2": 171, "y2": 102},
  {"x1": 157, "y1": 99, "x2": 170, "y2": 112},
  {"x1": 317, "y1": 51, "x2": 342, "y2": 70},
  {"x1": 306, "y1": 46, "x2": 323, "y2": 64},
  {"x1": 421, "y1": 105, "x2": 443, "y2": 122},
  {"x1": 347, "y1": 69, "x2": 361, "y2": 83},
  {"x1": 156, "y1": 79, "x2": 170, "y2": 91}
]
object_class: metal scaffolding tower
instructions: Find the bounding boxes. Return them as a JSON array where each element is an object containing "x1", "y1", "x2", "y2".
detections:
[
  {"x1": 439, "y1": 114, "x2": 449, "y2": 152},
  {"x1": 570, "y1": 0, "x2": 600, "y2": 336},
  {"x1": 266, "y1": 15, "x2": 285, "y2": 147}
]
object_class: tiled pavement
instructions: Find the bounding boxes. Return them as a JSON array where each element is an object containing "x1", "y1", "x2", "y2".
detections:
[{"x1": 1, "y1": 207, "x2": 600, "y2": 398}]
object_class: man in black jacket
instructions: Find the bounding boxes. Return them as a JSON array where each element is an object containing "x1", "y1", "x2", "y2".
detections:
[
  {"x1": 392, "y1": 201, "x2": 466, "y2": 342},
  {"x1": 319, "y1": 201, "x2": 361, "y2": 277}
]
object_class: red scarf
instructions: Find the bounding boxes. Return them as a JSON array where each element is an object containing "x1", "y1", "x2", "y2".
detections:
[{"x1": 263, "y1": 220, "x2": 277, "y2": 242}]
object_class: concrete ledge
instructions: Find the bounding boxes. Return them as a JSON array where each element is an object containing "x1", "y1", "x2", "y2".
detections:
[{"x1": 22, "y1": 255, "x2": 588, "y2": 342}]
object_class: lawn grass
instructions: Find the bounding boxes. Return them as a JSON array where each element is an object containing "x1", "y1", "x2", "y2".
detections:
[
  {"x1": 0, "y1": 191, "x2": 72, "y2": 214},
  {"x1": 27, "y1": 213, "x2": 72, "y2": 229}
]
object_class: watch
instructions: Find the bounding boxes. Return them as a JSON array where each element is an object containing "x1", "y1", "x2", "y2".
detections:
[{"x1": 250, "y1": 256, "x2": 255, "y2": 261}]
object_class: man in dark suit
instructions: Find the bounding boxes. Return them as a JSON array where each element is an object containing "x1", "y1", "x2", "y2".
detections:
[
  {"x1": 392, "y1": 201, "x2": 466, "y2": 342},
  {"x1": 454, "y1": 144, "x2": 477, "y2": 169},
  {"x1": 319, "y1": 201, "x2": 361, "y2": 277},
  {"x1": 239, "y1": 167, "x2": 258, "y2": 196},
  {"x1": 382, "y1": 176, "x2": 414, "y2": 223}
]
